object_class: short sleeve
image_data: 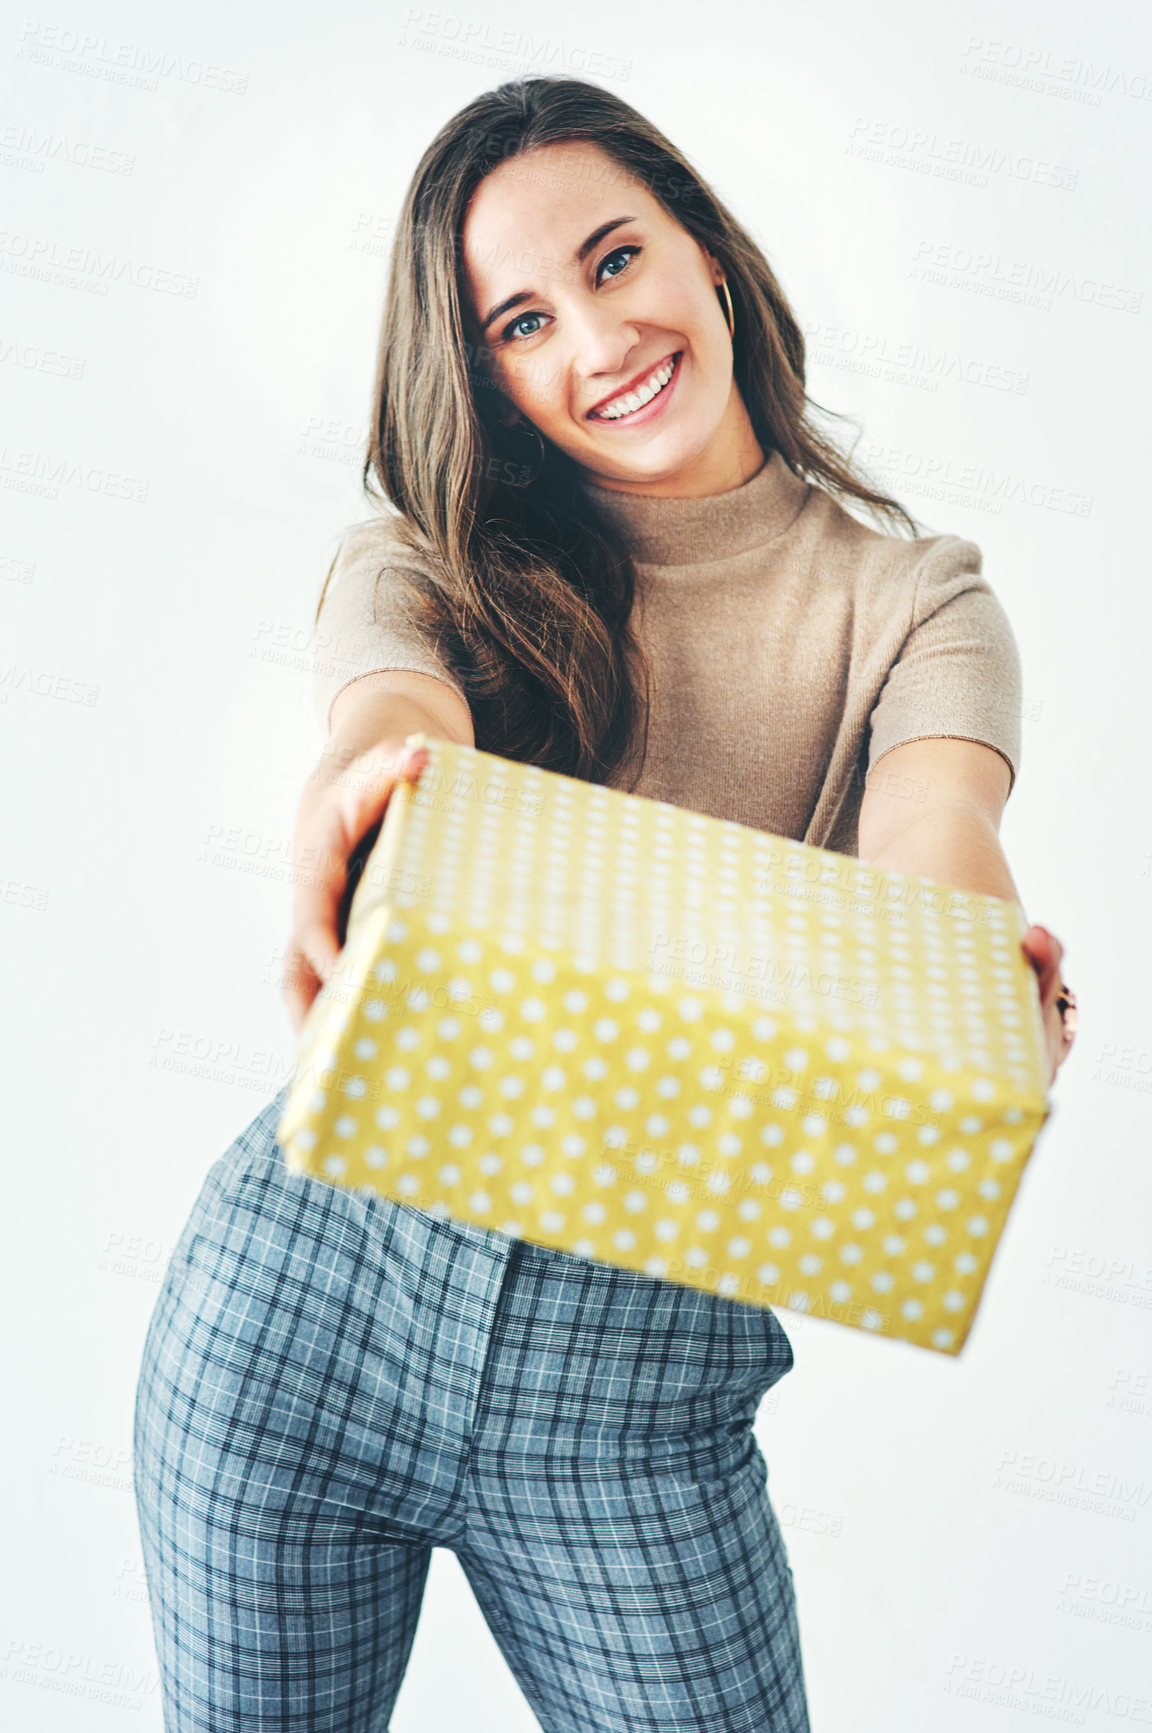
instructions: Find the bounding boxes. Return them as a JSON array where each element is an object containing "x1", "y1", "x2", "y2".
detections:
[
  {"x1": 867, "y1": 537, "x2": 1023, "y2": 796},
  {"x1": 312, "y1": 518, "x2": 467, "y2": 736}
]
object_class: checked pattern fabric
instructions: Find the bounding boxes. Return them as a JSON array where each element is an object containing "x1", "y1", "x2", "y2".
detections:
[{"x1": 133, "y1": 1085, "x2": 810, "y2": 1731}]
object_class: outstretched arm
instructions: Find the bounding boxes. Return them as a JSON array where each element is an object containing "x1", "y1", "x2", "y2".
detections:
[{"x1": 857, "y1": 736, "x2": 1075, "y2": 1086}]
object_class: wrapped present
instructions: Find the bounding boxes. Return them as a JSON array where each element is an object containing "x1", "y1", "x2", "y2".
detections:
[{"x1": 278, "y1": 733, "x2": 1052, "y2": 1354}]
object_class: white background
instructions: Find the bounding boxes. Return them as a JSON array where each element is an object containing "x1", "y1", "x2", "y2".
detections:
[{"x1": 3, "y1": 0, "x2": 1151, "y2": 1727}]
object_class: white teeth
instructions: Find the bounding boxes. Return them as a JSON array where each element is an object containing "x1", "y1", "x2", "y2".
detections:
[{"x1": 594, "y1": 359, "x2": 675, "y2": 420}]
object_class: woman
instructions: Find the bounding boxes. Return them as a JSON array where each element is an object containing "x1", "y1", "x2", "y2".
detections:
[{"x1": 134, "y1": 77, "x2": 1076, "y2": 1732}]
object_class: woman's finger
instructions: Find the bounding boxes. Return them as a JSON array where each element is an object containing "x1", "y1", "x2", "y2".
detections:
[
  {"x1": 290, "y1": 802, "x2": 355, "y2": 991},
  {"x1": 1019, "y1": 924, "x2": 1077, "y2": 1086},
  {"x1": 1021, "y1": 925, "x2": 1064, "y2": 1006},
  {"x1": 280, "y1": 942, "x2": 325, "y2": 1035},
  {"x1": 286, "y1": 741, "x2": 429, "y2": 1019}
]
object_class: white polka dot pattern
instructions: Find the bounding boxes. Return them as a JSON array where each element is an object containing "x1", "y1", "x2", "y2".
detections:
[{"x1": 278, "y1": 734, "x2": 1052, "y2": 1356}]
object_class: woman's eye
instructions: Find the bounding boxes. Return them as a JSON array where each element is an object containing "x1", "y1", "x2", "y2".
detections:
[
  {"x1": 504, "y1": 311, "x2": 544, "y2": 341},
  {"x1": 597, "y1": 245, "x2": 640, "y2": 284}
]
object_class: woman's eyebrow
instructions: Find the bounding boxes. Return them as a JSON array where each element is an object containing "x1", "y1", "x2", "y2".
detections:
[
  {"x1": 575, "y1": 215, "x2": 636, "y2": 263},
  {"x1": 479, "y1": 216, "x2": 638, "y2": 332}
]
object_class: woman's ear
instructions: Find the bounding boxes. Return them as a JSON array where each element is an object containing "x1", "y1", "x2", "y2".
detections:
[
  {"x1": 474, "y1": 373, "x2": 522, "y2": 433},
  {"x1": 482, "y1": 383, "x2": 520, "y2": 429},
  {"x1": 702, "y1": 248, "x2": 728, "y2": 288},
  {"x1": 492, "y1": 392, "x2": 521, "y2": 428}
]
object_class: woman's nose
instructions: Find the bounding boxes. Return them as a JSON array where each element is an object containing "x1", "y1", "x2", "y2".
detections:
[{"x1": 569, "y1": 301, "x2": 639, "y2": 382}]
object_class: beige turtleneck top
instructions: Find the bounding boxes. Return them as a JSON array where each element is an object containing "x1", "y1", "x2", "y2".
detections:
[{"x1": 311, "y1": 451, "x2": 1022, "y2": 858}]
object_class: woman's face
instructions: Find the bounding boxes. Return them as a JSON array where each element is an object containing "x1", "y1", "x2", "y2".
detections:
[{"x1": 460, "y1": 140, "x2": 763, "y2": 496}]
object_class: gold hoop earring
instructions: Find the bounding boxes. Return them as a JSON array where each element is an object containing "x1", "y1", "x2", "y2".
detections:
[{"x1": 718, "y1": 279, "x2": 735, "y2": 341}]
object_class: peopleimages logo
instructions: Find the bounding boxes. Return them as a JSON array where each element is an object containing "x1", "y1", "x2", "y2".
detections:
[
  {"x1": 0, "y1": 335, "x2": 85, "y2": 380},
  {"x1": 958, "y1": 35, "x2": 1152, "y2": 105},
  {"x1": 1058, "y1": 1570, "x2": 1152, "y2": 1636},
  {"x1": 0, "y1": 1639, "x2": 158, "y2": 1712},
  {"x1": 944, "y1": 1654, "x2": 1152, "y2": 1722},
  {"x1": 847, "y1": 117, "x2": 1079, "y2": 190},
  {"x1": 861, "y1": 441, "x2": 1093, "y2": 517},
  {"x1": 14, "y1": 21, "x2": 250, "y2": 94},
  {"x1": 804, "y1": 319, "x2": 1029, "y2": 396},
  {"x1": 910, "y1": 238, "x2": 1142, "y2": 314},
  {"x1": 0, "y1": 662, "x2": 98, "y2": 703},
  {"x1": 0, "y1": 443, "x2": 148, "y2": 502},
  {"x1": 1044, "y1": 1245, "x2": 1152, "y2": 1304},
  {"x1": 397, "y1": 9, "x2": 633, "y2": 81},
  {"x1": 0, "y1": 229, "x2": 199, "y2": 298}
]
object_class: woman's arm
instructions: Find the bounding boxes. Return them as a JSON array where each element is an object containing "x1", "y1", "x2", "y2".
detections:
[
  {"x1": 327, "y1": 668, "x2": 475, "y2": 759},
  {"x1": 857, "y1": 736, "x2": 1074, "y2": 1085},
  {"x1": 858, "y1": 736, "x2": 1018, "y2": 900}
]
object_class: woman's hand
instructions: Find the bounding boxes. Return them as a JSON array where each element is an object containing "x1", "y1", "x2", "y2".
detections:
[
  {"x1": 282, "y1": 735, "x2": 429, "y2": 1034},
  {"x1": 1020, "y1": 924, "x2": 1077, "y2": 1088}
]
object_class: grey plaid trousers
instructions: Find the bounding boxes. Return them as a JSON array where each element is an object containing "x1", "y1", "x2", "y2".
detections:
[{"x1": 133, "y1": 1085, "x2": 810, "y2": 1731}]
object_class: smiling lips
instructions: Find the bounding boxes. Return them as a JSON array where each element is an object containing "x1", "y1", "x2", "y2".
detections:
[{"x1": 587, "y1": 353, "x2": 680, "y2": 421}]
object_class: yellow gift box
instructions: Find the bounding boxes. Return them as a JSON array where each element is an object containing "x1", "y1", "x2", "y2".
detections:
[{"x1": 278, "y1": 733, "x2": 1052, "y2": 1355}]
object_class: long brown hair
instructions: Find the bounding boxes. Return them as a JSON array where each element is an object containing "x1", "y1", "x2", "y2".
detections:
[{"x1": 319, "y1": 76, "x2": 919, "y2": 786}]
